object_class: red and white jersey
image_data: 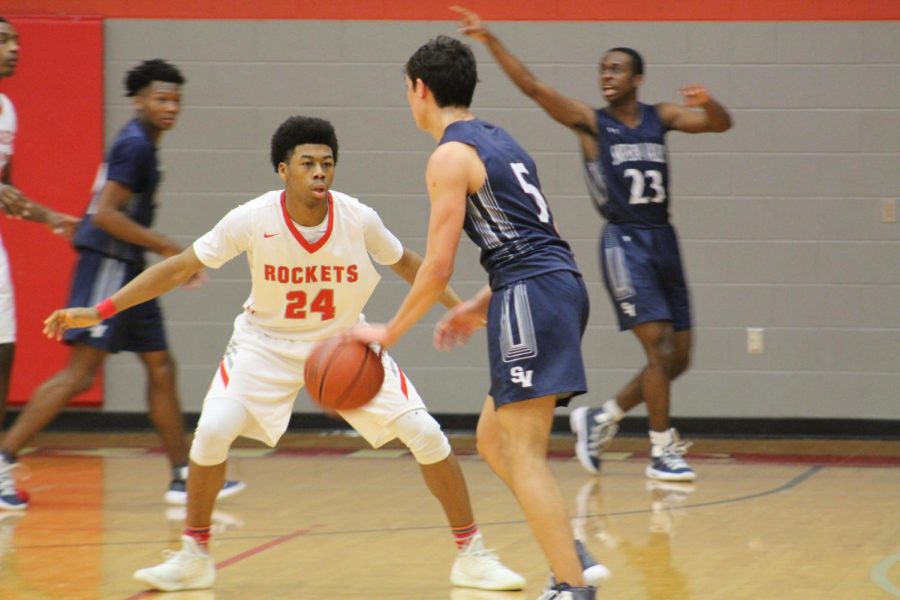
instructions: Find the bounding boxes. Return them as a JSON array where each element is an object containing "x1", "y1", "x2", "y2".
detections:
[
  {"x1": 0, "y1": 94, "x2": 16, "y2": 176},
  {"x1": 193, "y1": 189, "x2": 403, "y2": 342}
]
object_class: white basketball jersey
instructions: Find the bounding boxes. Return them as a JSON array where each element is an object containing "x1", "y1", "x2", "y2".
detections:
[
  {"x1": 194, "y1": 190, "x2": 403, "y2": 342},
  {"x1": 0, "y1": 94, "x2": 16, "y2": 176}
]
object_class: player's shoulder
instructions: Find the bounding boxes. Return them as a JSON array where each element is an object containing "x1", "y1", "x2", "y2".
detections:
[
  {"x1": 237, "y1": 190, "x2": 282, "y2": 213},
  {"x1": 330, "y1": 189, "x2": 377, "y2": 216},
  {"x1": 111, "y1": 120, "x2": 154, "y2": 155}
]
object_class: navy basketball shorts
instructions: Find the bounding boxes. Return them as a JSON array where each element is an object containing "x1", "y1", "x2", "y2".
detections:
[
  {"x1": 63, "y1": 249, "x2": 168, "y2": 353},
  {"x1": 487, "y1": 269, "x2": 589, "y2": 409},
  {"x1": 599, "y1": 223, "x2": 692, "y2": 332}
]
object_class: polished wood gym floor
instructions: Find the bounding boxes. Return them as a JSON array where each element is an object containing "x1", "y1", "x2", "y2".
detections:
[{"x1": 1, "y1": 431, "x2": 898, "y2": 599}]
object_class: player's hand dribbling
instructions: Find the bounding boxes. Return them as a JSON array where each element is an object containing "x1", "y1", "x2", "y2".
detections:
[
  {"x1": 451, "y1": 6, "x2": 490, "y2": 42},
  {"x1": 344, "y1": 323, "x2": 395, "y2": 349},
  {"x1": 679, "y1": 84, "x2": 710, "y2": 107},
  {"x1": 433, "y1": 299, "x2": 486, "y2": 351},
  {"x1": 43, "y1": 307, "x2": 102, "y2": 340}
]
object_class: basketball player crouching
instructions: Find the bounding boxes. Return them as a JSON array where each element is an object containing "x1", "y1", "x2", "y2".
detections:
[{"x1": 42, "y1": 116, "x2": 525, "y2": 593}]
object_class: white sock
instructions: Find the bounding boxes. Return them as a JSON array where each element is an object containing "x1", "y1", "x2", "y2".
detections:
[
  {"x1": 649, "y1": 429, "x2": 673, "y2": 453},
  {"x1": 603, "y1": 398, "x2": 625, "y2": 422}
]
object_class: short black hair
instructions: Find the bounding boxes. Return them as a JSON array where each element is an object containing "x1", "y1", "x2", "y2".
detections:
[
  {"x1": 606, "y1": 47, "x2": 644, "y2": 76},
  {"x1": 270, "y1": 116, "x2": 339, "y2": 172},
  {"x1": 124, "y1": 59, "x2": 185, "y2": 97},
  {"x1": 405, "y1": 35, "x2": 477, "y2": 109}
]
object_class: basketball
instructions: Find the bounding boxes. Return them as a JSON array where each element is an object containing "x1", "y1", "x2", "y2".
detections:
[{"x1": 304, "y1": 337, "x2": 385, "y2": 411}]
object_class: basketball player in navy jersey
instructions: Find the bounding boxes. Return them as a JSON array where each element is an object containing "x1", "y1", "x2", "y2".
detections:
[
  {"x1": 454, "y1": 7, "x2": 732, "y2": 482},
  {"x1": 351, "y1": 35, "x2": 604, "y2": 600},
  {"x1": 0, "y1": 59, "x2": 244, "y2": 510}
]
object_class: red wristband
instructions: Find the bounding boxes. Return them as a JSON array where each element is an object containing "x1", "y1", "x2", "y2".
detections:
[{"x1": 95, "y1": 298, "x2": 117, "y2": 320}]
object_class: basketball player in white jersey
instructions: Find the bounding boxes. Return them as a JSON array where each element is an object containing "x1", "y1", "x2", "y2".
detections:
[
  {"x1": 42, "y1": 115, "x2": 525, "y2": 593},
  {"x1": 0, "y1": 16, "x2": 79, "y2": 507}
]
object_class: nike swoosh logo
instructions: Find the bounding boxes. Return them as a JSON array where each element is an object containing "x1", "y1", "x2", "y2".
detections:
[{"x1": 264, "y1": 233, "x2": 279, "y2": 238}]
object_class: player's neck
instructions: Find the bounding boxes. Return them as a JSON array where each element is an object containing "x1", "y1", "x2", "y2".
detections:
[
  {"x1": 430, "y1": 107, "x2": 473, "y2": 141},
  {"x1": 606, "y1": 99, "x2": 640, "y2": 127},
  {"x1": 136, "y1": 116, "x2": 163, "y2": 145},
  {"x1": 284, "y1": 193, "x2": 328, "y2": 227}
]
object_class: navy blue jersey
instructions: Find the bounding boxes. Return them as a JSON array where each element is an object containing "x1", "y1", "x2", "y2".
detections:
[
  {"x1": 583, "y1": 102, "x2": 671, "y2": 227},
  {"x1": 439, "y1": 119, "x2": 579, "y2": 290},
  {"x1": 73, "y1": 119, "x2": 161, "y2": 265}
]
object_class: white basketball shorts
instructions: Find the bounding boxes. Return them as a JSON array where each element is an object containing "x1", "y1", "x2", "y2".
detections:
[{"x1": 202, "y1": 313, "x2": 426, "y2": 448}]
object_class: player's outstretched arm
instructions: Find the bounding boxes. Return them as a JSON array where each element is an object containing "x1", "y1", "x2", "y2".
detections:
[
  {"x1": 43, "y1": 247, "x2": 205, "y2": 340},
  {"x1": 452, "y1": 6, "x2": 596, "y2": 135},
  {"x1": 389, "y1": 247, "x2": 463, "y2": 309},
  {"x1": 348, "y1": 144, "x2": 469, "y2": 349},
  {"x1": 658, "y1": 84, "x2": 732, "y2": 134},
  {"x1": 0, "y1": 183, "x2": 81, "y2": 238}
]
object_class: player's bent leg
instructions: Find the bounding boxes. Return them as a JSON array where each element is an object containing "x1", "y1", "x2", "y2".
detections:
[
  {"x1": 2, "y1": 345, "x2": 105, "y2": 454},
  {"x1": 138, "y1": 397, "x2": 251, "y2": 591},
  {"x1": 474, "y1": 397, "x2": 512, "y2": 486},
  {"x1": 390, "y1": 409, "x2": 525, "y2": 591},
  {"x1": 165, "y1": 396, "x2": 248, "y2": 505},
  {"x1": 495, "y1": 396, "x2": 585, "y2": 588}
]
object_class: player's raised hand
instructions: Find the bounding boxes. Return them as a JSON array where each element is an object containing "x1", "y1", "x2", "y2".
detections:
[
  {"x1": 43, "y1": 307, "x2": 101, "y2": 340},
  {"x1": 451, "y1": 6, "x2": 490, "y2": 42},
  {"x1": 679, "y1": 84, "x2": 710, "y2": 107},
  {"x1": 433, "y1": 299, "x2": 485, "y2": 351}
]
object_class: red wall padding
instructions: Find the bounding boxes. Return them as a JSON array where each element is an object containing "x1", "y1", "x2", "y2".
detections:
[
  {"x1": 2, "y1": 16, "x2": 104, "y2": 405},
  {"x1": 0, "y1": 0, "x2": 898, "y2": 20}
]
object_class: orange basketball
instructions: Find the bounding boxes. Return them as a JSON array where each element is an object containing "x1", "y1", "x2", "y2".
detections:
[{"x1": 304, "y1": 337, "x2": 385, "y2": 411}]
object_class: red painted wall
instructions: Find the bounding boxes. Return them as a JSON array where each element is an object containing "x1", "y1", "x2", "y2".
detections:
[
  {"x1": 0, "y1": 0, "x2": 897, "y2": 20},
  {"x1": 1, "y1": 16, "x2": 104, "y2": 405}
]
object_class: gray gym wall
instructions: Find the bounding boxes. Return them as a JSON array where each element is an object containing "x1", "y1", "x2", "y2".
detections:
[{"x1": 99, "y1": 20, "x2": 899, "y2": 423}]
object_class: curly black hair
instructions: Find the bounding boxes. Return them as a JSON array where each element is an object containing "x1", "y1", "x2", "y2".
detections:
[
  {"x1": 124, "y1": 59, "x2": 185, "y2": 97},
  {"x1": 270, "y1": 116, "x2": 339, "y2": 172},
  {"x1": 405, "y1": 35, "x2": 478, "y2": 109}
]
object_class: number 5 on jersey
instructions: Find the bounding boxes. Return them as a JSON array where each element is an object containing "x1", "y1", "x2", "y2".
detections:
[
  {"x1": 511, "y1": 163, "x2": 550, "y2": 223},
  {"x1": 285, "y1": 289, "x2": 336, "y2": 320}
]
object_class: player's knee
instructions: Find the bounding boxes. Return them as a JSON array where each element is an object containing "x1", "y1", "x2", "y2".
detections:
[
  {"x1": 189, "y1": 398, "x2": 246, "y2": 466},
  {"x1": 391, "y1": 409, "x2": 451, "y2": 465},
  {"x1": 668, "y1": 351, "x2": 690, "y2": 379},
  {"x1": 57, "y1": 367, "x2": 96, "y2": 395},
  {"x1": 189, "y1": 425, "x2": 234, "y2": 466}
]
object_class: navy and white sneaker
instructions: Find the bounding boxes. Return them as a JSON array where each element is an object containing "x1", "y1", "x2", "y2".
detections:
[
  {"x1": 538, "y1": 583, "x2": 597, "y2": 600},
  {"x1": 546, "y1": 539, "x2": 611, "y2": 590},
  {"x1": 164, "y1": 466, "x2": 247, "y2": 505},
  {"x1": 574, "y1": 539, "x2": 611, "y2": 585},
  {"x1": 570, "y1": 407, "x2": 618, "y2": 474},
  {"x1": 646, "y1": 429, "x2": 696, "y2": 482},
  {"x1": 0, "y1": 455, "x2": 27, "y2": 511}
]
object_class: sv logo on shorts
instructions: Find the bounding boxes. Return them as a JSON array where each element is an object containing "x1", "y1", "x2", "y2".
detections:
[
  {"x1": 510, "y1": 366, "x2": 534, "y2": 388},
  {"x1": 620, "y1": 302, "x2": 637, "y2": 317}
]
